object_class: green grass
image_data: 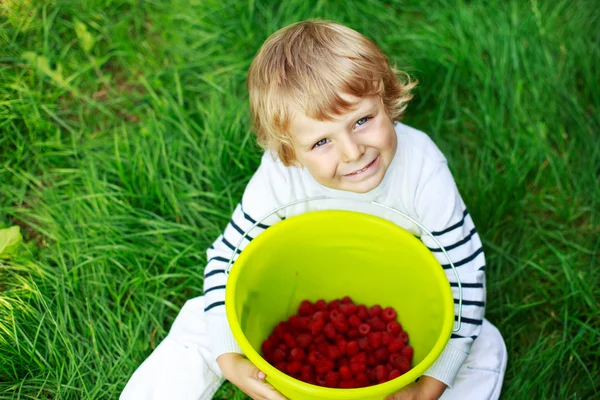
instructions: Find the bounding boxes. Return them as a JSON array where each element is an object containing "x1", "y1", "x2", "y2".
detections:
[{"x1": 1, "y1": 0, "x2": 598, "y2": 398}]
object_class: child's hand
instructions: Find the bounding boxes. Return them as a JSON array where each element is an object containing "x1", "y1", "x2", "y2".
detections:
[
  {"x1": 385, "y1": 376, "x2": 447, "y2": 400},
  {"x1": 217, "y1": 353, "x2": 288, "y2": 400}
]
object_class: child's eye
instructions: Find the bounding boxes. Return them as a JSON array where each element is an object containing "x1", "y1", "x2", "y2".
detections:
[
  {"x1": 356, "y1": 116, "x2": 371, "y2": 127},
  {"x1": 312, "y1": 138, "x2": 329, "y2": 149}
]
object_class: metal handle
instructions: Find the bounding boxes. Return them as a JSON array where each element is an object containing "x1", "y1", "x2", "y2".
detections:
[{"x1": 225, "y1": 196, "x2": 463, "y2": 332}]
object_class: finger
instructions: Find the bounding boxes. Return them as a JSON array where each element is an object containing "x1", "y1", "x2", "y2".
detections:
[{"x1": 251, "y1": 380, "x2": 288, "y2": 400}]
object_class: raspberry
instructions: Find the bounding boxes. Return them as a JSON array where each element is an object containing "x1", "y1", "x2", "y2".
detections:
[
  {"x1": 368, "y1": 332, "x2": 382, "y2": 349},
  {"x1": 315, "y1": 359, "x2": 334, "y2": 374},
  {"x1": 272, "y1": 348, "x2": 287, "y2": 363},
  {"x1": 347, "y1": 328, "x2": 360, "y2": 339},
  {"x1": 367, "y1": 353, "x2": 377, "y2": 366},
  {"x1": 389, "y1": 353, "x2": 402, "y2": 365},
  {"x1": 336, "y1": 339, "x2": 347, "y2": 354},
  {"x1": 290, "y1": 348, "x2": 305, "y2": 361},
  {"x1": 401, "y1": 345, "x2": 414, "y2": 360},
  {"x1": 340, "y1": 302, "x2": 357, "y2": 315},
  {"x1": 339, "y1": 365, "x2": 352, "y2": 381},
  {"x1": 357, "y1": 337, "x2": 370, "y2": 351},
  {"x1": 261, "y1": 338, "x2": 276, "y2": 355},
  {"x1": 375, "y1": 364, "x2": 389, "y2": 382},
  {"x1": 327, "y1": 344, "x2": 342, "y2": 360},
  {"x1": 382, "y1": 307, "x2": 397, "y2": 322},
  {"x1": 316, "y1": 375, "x2": 327, "y2": 387},
  {"x1": 274, "y1": 322, "x2": 288, "y2": 338},
  {"x1": 368, "y1": 304, "x2": 382, "y2": 318},
  {"x1": 314, "y1": 333, "x2": 326, "y2": 344},
  {"x1": 283, "y1": 333, "x2": 296, "y2": 348},
  {"x1": 358, "y1": 323, "x2": 371, "y2": 336},
  {"x1": 332, "y1": 319, "x2": 349, "y2": 333},
  {"x1": 308, "y1": 318, "x2": 325, "y2": 335},
  {"x1": 341, "y1": 296, "x2": 353, "y2": 304},
  {"x1": 274, "y1": 361, "x2": 287, "y2": 372},
  {"x1": 374, "y1": 346, "x2": 389, "y2": 362},
  {"x1": 296, "y1": 333, "x2": 313, "y2": 349},
  {"x1": 397, "y1": 356, "x2": 411, "y2": 373},
  {"x1": 325, "y1": 371, "x2": 340, "y2": 388},
  {"x1": 355, "y1": 372, "x2": 370, "y2": 387},
  {"x1": 317, "y1": 342, "x2": 329, "y2": 356},
  {"x1": 298, "y1": 300, "x2": 315, "y2": 316},
  {"x1": 381, "y1": 332, "x2": 393, "y2": 345},
  {"x1": 398, "y1": 330, "x2": 409, "y2": 344},
  {"x1": 289, "y1": 315, "x2": 309, "y2": 330},
  {"x1": 337, "y1": 356, "x2": 349, "y2": 367},
  {"x1": 386, "y1": 321, "x2": 402, "y2": 335},
  {"x1": 366, "y1": 368, "x2": 377, "y2": 383},
  {"x1": 315, "y1": 299, "x2": 328, "y2": 311},
  {"x1": 307, "y1": 350, "x2": 321, "y2": 365},
  {"x1": 287, "y1": 360, "x2": 302, "y2": 374},
  {"x1": 349, "y1": 362, "x2": 366, "y2": 374},
  {"x1": 369, "y1": 317, "x2": 386, "y2": 332},
  {"x1": 300, "y1": 365, "x2": 313, "y2": 382},
  {"x1": 388, "y1": 338, "x2": 405, "y2": 353},
  {"x1": 329, "y1": 309, "x2": 343, "y2": 322},
  {"x1": 327, "y1": 299, "x2": 341, "y2": 311},
  {"x1": 348, "y1": 314, "x2": 362, "y2": 328},
  {"x1": 324, "y1": 322, "x2": 337, "y2": 339},
  {"x1": 339, "y1": 379, "x2": 356, "y2": 389},
  {"x1": 312, "y1": 310, "x2": 329, "y2": 321},
  {"x1": 388, "y1": 369, "x2": 401, "y2": 380},
  {"x1": 350, "y1": 352, "x2": 367, "y2": 364},
  {"x1": 357, "y1": 305, "x2": 369, "y2": 320},
  {"x1": 346, "y1": 341, "x2": 359, "y2": 355}
]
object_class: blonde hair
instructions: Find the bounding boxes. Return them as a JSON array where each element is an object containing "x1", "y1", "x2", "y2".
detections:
[{"x1": 247, "y1": 19, "x2": 417, "y2": 165}]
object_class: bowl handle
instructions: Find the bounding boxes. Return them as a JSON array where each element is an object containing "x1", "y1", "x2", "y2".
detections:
[{"x1": 224, "y1": 196, "x2": 463, "y2": 333}]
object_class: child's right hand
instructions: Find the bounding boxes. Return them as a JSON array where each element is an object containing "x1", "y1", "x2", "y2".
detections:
[{"x1": 217, "y1": 353, "x2": 288, "y2": 400}]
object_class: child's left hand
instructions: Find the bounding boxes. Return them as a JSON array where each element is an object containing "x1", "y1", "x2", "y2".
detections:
[{"x1": 385, "y1": 376, "x2": 447, "y2": 400}]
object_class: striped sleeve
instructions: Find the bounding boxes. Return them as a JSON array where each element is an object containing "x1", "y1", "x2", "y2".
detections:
[
  {"x1": 415, "y1": 161, "x2": 486, "y2": 388},
  {"x1": 203, "y1": 153, "x2": 289, "y2": 359}
]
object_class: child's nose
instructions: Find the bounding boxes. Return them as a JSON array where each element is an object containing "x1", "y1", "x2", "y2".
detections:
[{"x1": 339, "y1": 137, "x2": 364, "y2": 163}]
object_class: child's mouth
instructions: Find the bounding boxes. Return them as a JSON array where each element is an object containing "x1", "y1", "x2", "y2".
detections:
[{"x1": 344, "y1": 156, "x2": 379, "y2": 177}]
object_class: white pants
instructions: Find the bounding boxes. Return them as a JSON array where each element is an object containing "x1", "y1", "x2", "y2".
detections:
[{"x1": 121, "y1": 297, "x2": 507, "y2": 400}]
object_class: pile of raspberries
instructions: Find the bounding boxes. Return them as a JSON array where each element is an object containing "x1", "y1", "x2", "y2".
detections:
[{"x1": 260, "y1": 296, "x2": 414, "y2": 388}]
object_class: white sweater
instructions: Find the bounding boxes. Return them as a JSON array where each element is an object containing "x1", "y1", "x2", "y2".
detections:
[{"x1": 203, "y1": 122, "x2": 486, "y2": 388}]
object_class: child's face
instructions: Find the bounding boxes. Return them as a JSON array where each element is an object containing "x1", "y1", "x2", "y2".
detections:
[{"x1": 289, "y1": 94, "x2": 397, "y2": 193}]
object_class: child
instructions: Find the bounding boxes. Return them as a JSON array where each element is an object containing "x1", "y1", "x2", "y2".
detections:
[{"x1": 122, "y1": 20, "x2": 507, "y2": 400}]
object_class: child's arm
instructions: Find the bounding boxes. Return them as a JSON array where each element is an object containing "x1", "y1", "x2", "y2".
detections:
[
  {"x1": 203, "y1": 153, "x2": 291, "y2": 397},
  {"x1": 398, "y1": 159, "x2": 486, "y2": 398}
]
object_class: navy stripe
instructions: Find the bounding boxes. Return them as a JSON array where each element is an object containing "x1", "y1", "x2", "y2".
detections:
[
  {"x1": 441, "y1": 247, "x2": 484, "y2": 269},
  {"x1": 204, "y1": 269, "x2": 225, "y2": 278},
  {"x1": 222, "y1": 237, "x2": 241, "y2": 254},
  {"x1": 230, "y1": 219, "x2": 255, "y2": 241},
  {"x1": 450, "y1": 282, "x2": 483, "y2": 288},
  {"x1": 240, "y1": 203, "x2": 270, "y2": 229},
  {"x1": 204, "y1": 284, "x2": 226, "y2": 294},
  {"x1": 454, "y1": 299, "x2": 485, "y2": 307},
  {"x1": 432, "y1": 209, "x2": 469, "y2": 236},
  {"x1": 207, "y1": 256, "x2": 230, "y2": 264},
  {"x1": 427, "y1": 228, "x2": 477, "y2": 253},
  {"x1": 455, "y1": 316, "x2": 483, "y2": 325},
  {"x1": 451, "y1": 334, "x2": 478, "y2": 339},
  {"x1": 478, "y1": 266, "x2": 486, "y2": 271},
  {"x1": 204, "y1": 301, "x2": 225, "y2": 312}
]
